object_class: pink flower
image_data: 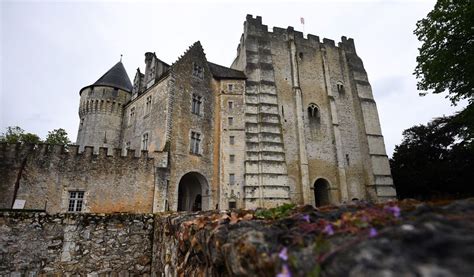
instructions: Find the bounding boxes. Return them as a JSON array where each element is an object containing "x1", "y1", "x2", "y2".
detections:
[
  {"x1": 276, "y1": 264, "x2": 291, "y2": 277},
  {"x1": 385, "y1": 205, "x2": 401, "y2": 218},
  {"x1": 369, "y1": 227, "x2": 378, "y2": 237},
  {"x1": 302, "y1": 214, "x2": 310, "y2": 223},
  {"x1": 278, "y1": 247, "x2": 288, "y2": 261},
  {"x1": 323, "y1": 224, "x2": 334, "y2": 235}
]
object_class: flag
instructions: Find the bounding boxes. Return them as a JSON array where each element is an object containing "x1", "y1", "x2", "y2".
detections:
[{"x1": 300, "y1": 17, "x2": 305, "y2": 25}]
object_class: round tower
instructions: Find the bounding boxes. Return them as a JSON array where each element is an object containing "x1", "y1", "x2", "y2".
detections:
[{"x1": 76, "y1": 61, "x2": 132, "y2": 152}]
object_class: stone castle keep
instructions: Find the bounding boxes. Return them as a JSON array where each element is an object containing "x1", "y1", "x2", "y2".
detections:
[{"x1": 0, "y1": 15, "x2": 396, "y2": 213}]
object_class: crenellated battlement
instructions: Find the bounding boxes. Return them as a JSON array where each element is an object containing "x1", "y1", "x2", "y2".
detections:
[
  {"x1": 244, "y1": 14, "x2": 358, "y2": 53},
  {"x1": 0, "y1": 143, "x2": 169, "y2": 168}
]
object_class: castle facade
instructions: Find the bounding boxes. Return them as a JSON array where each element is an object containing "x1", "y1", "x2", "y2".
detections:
[{"x1": 0, "y1": 15, "x2": 396, "y2": 213}]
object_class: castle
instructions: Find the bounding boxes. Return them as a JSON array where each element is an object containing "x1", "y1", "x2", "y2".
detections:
[{"x1": 0, "y1": 15, "x2": 396, "y2": 213}]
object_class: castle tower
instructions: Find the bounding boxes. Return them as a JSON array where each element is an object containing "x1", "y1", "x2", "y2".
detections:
[
  {"x1": 76, "y1": 61, "x2": 132, "y2": 152},
  {"x1": 232, "y1": 15, "x2": 396, "y2": 206}
]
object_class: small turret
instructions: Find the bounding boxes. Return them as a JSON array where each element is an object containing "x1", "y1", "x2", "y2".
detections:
[{"x1": 76, "y1": 61, "x2": 132, "y2": 153}]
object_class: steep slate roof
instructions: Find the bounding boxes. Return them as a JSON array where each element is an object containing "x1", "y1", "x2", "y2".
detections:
[
  {"x1": 207, "y1": 62, "x2": 246, "y2": 80},
  {"x1": 92, "y1": 62, "x2": 133, "y2": 92}
]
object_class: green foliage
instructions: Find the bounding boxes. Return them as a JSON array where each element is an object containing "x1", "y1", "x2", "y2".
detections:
[
  {"x1": 414, "y1": 0, "x2": 474, "y2": 104},
  {"x1": 0, "y1": 126, "x2": 41, "y2": 144},
  {"x1": 45, "y1": 128, "x2": 71, "y2": 145},
  {"x1": 255, "y1": 203, "x2": 296, "y2": 220},
  {"x1": 390, "y1": 108, "x2": 474, "y2": 199}
]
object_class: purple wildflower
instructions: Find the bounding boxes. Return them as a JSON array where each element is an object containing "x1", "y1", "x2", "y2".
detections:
[
  {"x1": 302, "y1": 214, "x2": 310, "y2": 223},
  {"x1": 385, "y1": 205, "x2": 401, "y2": 218},
  {"x1": 323, "y1": 224, "x2": 334, "y2": 235},
  {"x1": 278, "y1": 247, "x2": 288, "y2": 261},
  {"x1": 276, "y1": 264, "x2": 291, "y2": 277},
  {"x1": 369, "y1": 227, "x2": 378, "y2": 237}
]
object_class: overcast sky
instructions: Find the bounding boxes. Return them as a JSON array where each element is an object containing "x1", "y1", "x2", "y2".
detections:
[{"x1": 0, "y1": 0, "x2": 466, "y2": 157}]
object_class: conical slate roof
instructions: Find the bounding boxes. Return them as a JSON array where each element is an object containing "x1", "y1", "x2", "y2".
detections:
[{"x1": 92, "y1": 61, "x2": 133, "y2": 92}]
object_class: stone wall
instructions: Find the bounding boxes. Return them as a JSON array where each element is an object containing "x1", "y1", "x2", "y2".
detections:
[
  {"x1": 0, "y1": 212, "x2": 154, "y2": 276},
  {"x1": 166, "y1": 42, "x2": 217, "y2": 211},
  {"x1": 0, "y1": 143, "x2": 168, "y2": 213},
  {"x1": 2, "y1": 199, "x2": 473, "y2": 276},
  {"x1": 121, "y1": 73, "x2": 171, "y2": 153}
]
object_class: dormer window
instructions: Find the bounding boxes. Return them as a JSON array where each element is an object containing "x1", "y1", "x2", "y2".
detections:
[{"x1": 192, "y1": 63, "x2": 204, "y2": 79}]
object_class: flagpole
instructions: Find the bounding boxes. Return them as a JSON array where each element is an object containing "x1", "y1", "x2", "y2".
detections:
[{"x1": 300, "y1": 17, "x2": 305, "y2": 35}]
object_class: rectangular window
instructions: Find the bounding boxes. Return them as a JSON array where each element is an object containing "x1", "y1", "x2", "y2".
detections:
[
  {"x1": 229, "y1": 201, "x2": 237, "y2": 209},
  {"x1": 142, "y1": 133, "x2": 149, "y2": 150},
  {"x1": 228, "y1": 101, "x2": 234, "y2": 111},
  {"x1": 228, "y1": 84, "x2": 234, "y2": 92},
  {"x1": 229, "y1": 136, "x2": 235, "y2": 145},
  {"x1": 228, "y1": 117, "x2": 234, "y2": 126},
  {"x1": 145, "y1": 96, "x2": 152, "y2": 114},
  {"x1": 68, "y1": 191, "x2": 84, "y2": 212},
  {"x1": 192, "y1": 94, "x2": 202, "y2": 115},
  {"x1": 229, "y1": 173, "x2": 235, "y2": 185},
  {"x1": 190, "y1": 131, "x2": 201, "y2": 154},
  {"x1": 229, "y1": 154, "x2": 235, "y2": 163},
  {"x1": 129, "y1": 107, "x2": 136, "y2": 124},
  {"x1": 192, "y1": 63, "x2": 204, "y2": 79},
  {"x1": 79, "y1": 118, "x2": 84, "y2": 129}
]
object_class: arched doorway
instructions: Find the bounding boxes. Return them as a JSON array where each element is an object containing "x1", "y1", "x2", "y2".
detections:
[
  {"x1": 314, "y1": 178, "x2": 330, "y2": 207},
  {"x1": 177, "y1": 172, "x2": 208, "y2": 211}
]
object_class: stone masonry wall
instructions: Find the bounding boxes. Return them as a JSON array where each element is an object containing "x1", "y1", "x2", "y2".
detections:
[
  {"x1": 0, "y1": 143, "x2": 168, "y2": 214},
  {"x1": 0, "y1": 212, "x2": 154, "y2": 276}
]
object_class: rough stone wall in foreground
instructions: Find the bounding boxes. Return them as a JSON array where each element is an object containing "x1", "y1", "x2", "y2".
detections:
[
  {"x1": 0, "y1": 212, "x2": 154, "y2": 276},
  {"x1": 2, "y1": 199, "x2": 474, "y2": 276}
]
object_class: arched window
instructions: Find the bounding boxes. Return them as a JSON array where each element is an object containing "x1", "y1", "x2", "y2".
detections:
[
  {"x1": 308, "y1": 103, "x2": 321, "y2": 126},
  {"x1": 336, "y1": 81, "x2": 345, "y2": 94},
  {"x1": 308, "y1": 103, "x2": 319, "y2": 118}
]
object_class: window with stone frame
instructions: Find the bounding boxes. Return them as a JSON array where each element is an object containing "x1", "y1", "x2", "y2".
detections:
[
  {"x1": 228, "y1": 117, "x2": 234, "y2": 126},
  {"x1": 336, "y1": 81, "x2": 345, "y2": 94},
  {"x1": 229, "y1": 173, "x2": 235, "y2": 185},
  {"x1": 229, "y1": 201, "x2": 237, "y2": 209},
  {"x1": 307, "y1": 103, "x2": 320, "y2": 126},
  {"x1": 145, "y1": 95, "x2": 152, "y2": 115},
  {"x1": 229, "y1": 135, "x2": 235, "y2": 145},
  {"x1": 229, "y1": 154, "x2": 235, "y2": 163},
  {"x1": 228, "y1": 84, "x2": 234, "y2": 92},
  {"x1": 228, "y1": 101, "x2": 234, "y2": 111},
  {"x1": 129, "y1": 106, "x2": 136, "y2": 124},
  {"x1": 192, "y1": 94, "x2": 202, "y2": 115},
  {"x1": 192, "y1": 63, "x2": 204, "y2": 79},
  {"x1": 68, "y1": 191, "x2": 84, "y2": 212},
  {"x1": 190, "y1": 131, "x2": 201, "y2": 154},
  {"x1": 142, "y1": 133, "x2": 149, "y2": 150}
]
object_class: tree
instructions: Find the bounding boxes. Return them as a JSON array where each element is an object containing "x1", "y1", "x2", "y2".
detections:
[
  {"x1": 414, "y1": 0, "x2": 474, "y2": 105},
  {"x1": 0, "y1": 126, "x2": 41, "y2": 144},
  {"x1": 45, "y1": 128, "x2": 71, "y2": 145},
  {"x1": 391, "y1": 115, "x2": 474, "y2": 200}
]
